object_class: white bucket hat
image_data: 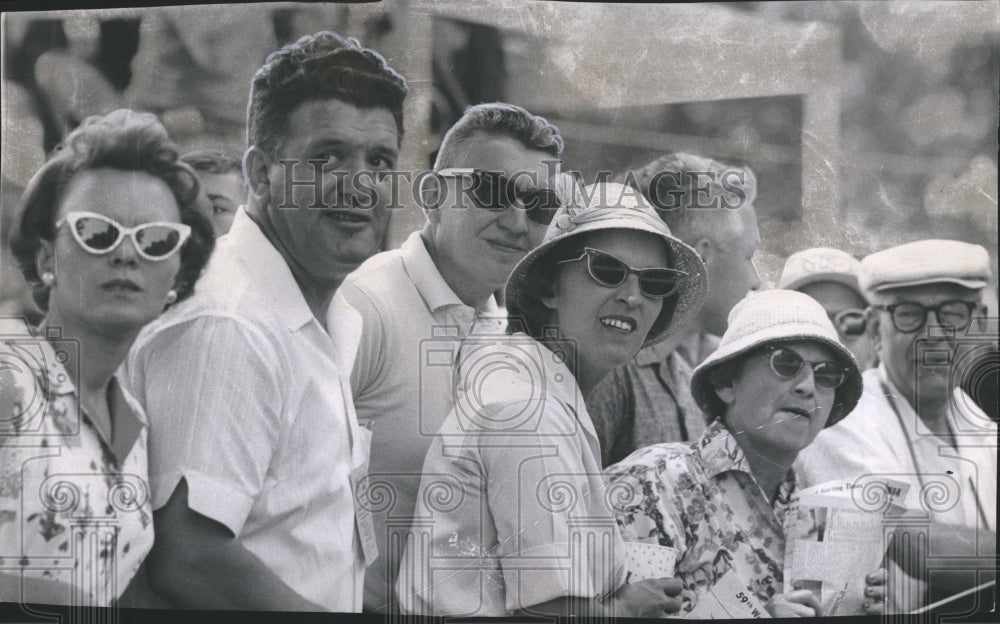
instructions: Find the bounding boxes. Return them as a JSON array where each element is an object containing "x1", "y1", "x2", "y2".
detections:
[
  {"x1": 505, "y1": 181, "x2": 708, "y2": 346},
  {"x1": 689, "y1": 289, "x2": 863, "y2": 427}
]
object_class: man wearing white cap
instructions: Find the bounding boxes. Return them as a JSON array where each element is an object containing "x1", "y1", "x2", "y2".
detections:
[
  {"x1": 797, "y1": 239, "x2": 996, "y2": 533},
  {"x1": 778, "y1": 247, "x2": 878, "y2": 371}
]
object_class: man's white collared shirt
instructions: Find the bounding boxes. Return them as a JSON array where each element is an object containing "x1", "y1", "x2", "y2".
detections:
[
  {"x1": 125, "y1": 209, "x2": 368, "y2": 611},
  {"x1": 797, "y1": 365, "x2": 997, "y2": 532}
]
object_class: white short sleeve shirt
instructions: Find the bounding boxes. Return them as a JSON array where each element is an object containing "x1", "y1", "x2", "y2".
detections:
[{"x1": 124, "y1": 209, "x2": 368, "y2": 611}]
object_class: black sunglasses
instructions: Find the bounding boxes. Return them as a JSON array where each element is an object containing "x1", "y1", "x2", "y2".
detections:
[
  {"x1": 763, "y1": 345, "x2": 849, "y2": 389},
  {"x1": 557, "y1": 248, "x2": 687, "y2": 298},
  {"x1": 436, "y1": 168, "x2": 561, "y2": 226},
  {"x1": 873, "y1": 301, "x2": 983, "y2": 334}
]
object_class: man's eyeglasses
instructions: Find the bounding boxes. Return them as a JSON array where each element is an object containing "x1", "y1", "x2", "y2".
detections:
[
  {"x1": 830, "y1": 308, "x2": 867, "y2": 337},
  {"x1": 763, "y1": 345, "x2": 849, "y2": 389},
  {"x1": 436, "y1": 168, "x2": 561, "y2": 226},
  {"x1": 873, "y1": 301, "x2": 983, "y2": 333},
  {"x1": 56, "y1": 211, "x2": 191, "y2": 261},
  {"x1": 556, "y1": 248, "x2": 687, "y2": 298}
]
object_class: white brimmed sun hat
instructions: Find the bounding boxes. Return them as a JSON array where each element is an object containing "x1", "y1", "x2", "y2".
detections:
[
  {"x1": 689, "y1": 289, "x2": 863, "y2": 427},
  {"x1": 505, "y1": 181, "x2": 708, "y2": 346}
]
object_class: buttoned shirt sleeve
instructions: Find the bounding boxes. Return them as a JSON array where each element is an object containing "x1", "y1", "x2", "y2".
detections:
[
  {"x1": 398, "y1": 365, "x2": 626, "y2": 616},
  {"x1": 124, "y1": 314, "x2": 286, "y2": 536},
  {"x1": 479, "y1": 399, "x2": 626, "y2": 612}
]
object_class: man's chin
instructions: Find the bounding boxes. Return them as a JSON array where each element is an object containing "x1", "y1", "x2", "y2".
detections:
[{"x1": 914, "y1": 369, "x2": 956, "y2": 399}]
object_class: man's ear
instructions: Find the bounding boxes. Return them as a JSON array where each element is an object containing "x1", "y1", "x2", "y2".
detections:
[{"x1": 244, "y1": 145, "x2": 272, "y2": 207}]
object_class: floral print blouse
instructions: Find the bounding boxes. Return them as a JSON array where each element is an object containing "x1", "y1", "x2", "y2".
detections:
[
  {"x1": 605, "y1": 419, "x2": 795, "y2": 615},
  {"x1": 0, "y1": 322, "x2": 153, "y2": 606}
]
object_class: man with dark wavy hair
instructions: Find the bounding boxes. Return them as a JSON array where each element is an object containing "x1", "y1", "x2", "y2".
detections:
[{"x1": 125, "y1": 32, "x2": 407, "y2": 611}]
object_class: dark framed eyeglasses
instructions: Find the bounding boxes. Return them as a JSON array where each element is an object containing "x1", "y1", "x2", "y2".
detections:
[
  {"x1": 830, "y1": 308, "x2": 867, "y2": 337},
  {"x1": 762, "y1": 345, "x2": 849, "y2": 389},
  {"x1": 436, "y1": 168, "x2": 561, "y2": 226},
  {"x1": 872, "y1": 301, "x2": 983, "y2": 333},
  {"x1": 56, "y1": 211, "x2": 191, "y2": 261},
  {"x1": 556, "y1": 247, "x2": 687, "y2": 298}
]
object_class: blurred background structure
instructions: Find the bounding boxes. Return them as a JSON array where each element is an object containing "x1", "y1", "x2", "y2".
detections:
[{"x1": 2, "y1": 1, "x2": 998, "y2": 321}]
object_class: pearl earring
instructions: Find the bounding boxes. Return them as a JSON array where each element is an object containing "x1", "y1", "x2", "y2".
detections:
[
  {"x1": 165, "y1": 290, "x2": 178, "y2": 305},
  {"x1": 41, "y1": 271, "x2": 56, "y2": 287}
]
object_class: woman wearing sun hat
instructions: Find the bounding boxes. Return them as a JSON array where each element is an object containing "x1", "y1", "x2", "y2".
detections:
[
  {"x1": 395, "y1": 181, "x2": 708, "y2": 617},
  {"x1": 607, "y1": 289, "x2": 868, "y2": 617}
]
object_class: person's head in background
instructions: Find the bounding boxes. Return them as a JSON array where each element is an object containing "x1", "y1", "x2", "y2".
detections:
[
  {"x1": 779, "y1": 247, "x2": 878, "y2": 370},
  {"x1": 180, "y1": 149, "x2": 246, "y2": 237},
  {"x1": 617, "y1": 152, "x2": 761, "y2": 338}
]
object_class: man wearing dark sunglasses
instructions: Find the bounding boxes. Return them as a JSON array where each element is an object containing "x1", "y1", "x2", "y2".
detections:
[
  {"x1": 778, "y1": 247, "x2": 878, "y2": 371},
  {"x1": 333, "y1": 102, "x2": 564, "y2": 613},
  {"x1": 124, "y1": 32, "x2": 407, "y2": 611},
  {"x1": 796, "y1": 239, "x2": 996, "y2": 613}
]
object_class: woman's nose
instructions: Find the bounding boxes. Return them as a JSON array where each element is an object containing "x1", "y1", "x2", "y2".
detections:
[
  {"x1": 110, "y1": 235, "x2": 140, "y2": 266},
  {"x1": 792, "y1": 365, "x2": 817, "y2": 397},
  {"x1": 617, "y1": 274, "x2": 643, "y2": 306}
]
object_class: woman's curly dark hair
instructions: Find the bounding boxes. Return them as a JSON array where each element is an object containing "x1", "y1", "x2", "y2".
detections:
[{"x1": 11, "y1": 109, "x2": 215, "y2": 311}]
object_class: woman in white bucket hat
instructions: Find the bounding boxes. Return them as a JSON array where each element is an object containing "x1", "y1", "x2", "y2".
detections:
[
  {"x1": 397, "y1": 181, "x2": 707, "y2": 617},
  {"x1": 607, "y1": 289, "x2": 874, "y2": 618}
]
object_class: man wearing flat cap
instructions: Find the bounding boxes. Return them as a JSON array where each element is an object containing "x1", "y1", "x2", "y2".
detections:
[
  {"x1": 798, "y1": 239, "x2": 995, "y2": 525},
  {"x1": 796, "y1": 239, "x2": 997, "y2": 609},
  {"x1": 778, "y1": 247, "x2": 878, "y2": 371}
]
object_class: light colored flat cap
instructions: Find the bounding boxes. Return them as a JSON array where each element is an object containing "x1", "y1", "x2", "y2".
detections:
[
  {"x1": 859, "y1": 239, "x2": 991, "y2": 295},
  {"x1": 778, "y1": 247, "x2": 863, "y2": 294}
]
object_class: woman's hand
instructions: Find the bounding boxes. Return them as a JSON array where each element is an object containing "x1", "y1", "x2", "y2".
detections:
[
  {"x1": 513, "y1": 578, "x2": 683, "y2": 618},
  {"x1": 863, "y1": 568, "x2": 887, "y2": 614},
  {"x1": 765, "y1": 589, "x2": 822, "y2": 617},
  {"x1": 864, "y1": 561, "x2": 928, "y2": 614},
  {"x1": 605, "y1": 578, "x2": 684, "y2": 618}
]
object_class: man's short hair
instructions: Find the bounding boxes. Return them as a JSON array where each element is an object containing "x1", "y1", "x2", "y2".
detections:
[
  {"x1": 180, "y1": 149, "x2": 243, "y2": 176},
  {"x1": 247, "y1": 31, "x2": 408, "y2": 159},
  {"x1": 616, "y1": 152, "x2": 757, "y2": 244},
  {"x1": 433, "y1": 102, "x2": 563, "y2": 171}
]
